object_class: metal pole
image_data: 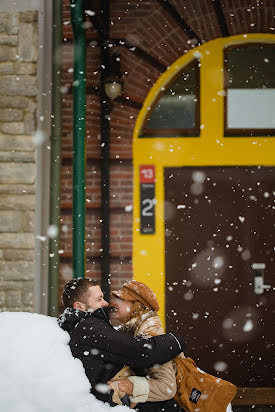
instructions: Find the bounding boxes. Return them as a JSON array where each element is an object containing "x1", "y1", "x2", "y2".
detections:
[
  {"x1": 48, "y1": 0, "x2": 62, "y2": 316},
  {"x1": 100, "y1": 1, "x2": 111, "y2": 302},
  {"x1": 70, "y1": 0, "x2": 86, "y2": 278}
]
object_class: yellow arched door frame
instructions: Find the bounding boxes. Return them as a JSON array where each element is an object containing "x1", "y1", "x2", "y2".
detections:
[{"x1": 133, "y1": 33, "x2": 275, "y2": 327}]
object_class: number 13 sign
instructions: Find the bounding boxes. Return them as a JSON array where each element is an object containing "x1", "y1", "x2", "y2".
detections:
[{"x1": 140, "y1": 165, "x2": 155, "y2": 234}]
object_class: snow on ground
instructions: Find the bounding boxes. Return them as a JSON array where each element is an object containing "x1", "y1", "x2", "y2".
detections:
[{"x1": 0, "y1": 312, "x2": 129, "y2": 412}]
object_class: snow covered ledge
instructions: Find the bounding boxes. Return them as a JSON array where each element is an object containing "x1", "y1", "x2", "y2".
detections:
[{"x1": 0, "y1": 312, "x2": 129, "y2": 412}]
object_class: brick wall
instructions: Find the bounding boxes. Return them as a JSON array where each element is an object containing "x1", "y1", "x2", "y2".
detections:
[
  {"x1": 59, "y1": 0, "x2": 275, "y2": 301},
  {"x1": 0, "y1": 11, "x2": 38, "y2": 311}
]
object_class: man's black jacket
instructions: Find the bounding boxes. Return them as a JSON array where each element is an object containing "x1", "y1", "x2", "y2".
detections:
[{"x1": 58, "y1": 307, "x2": 186, "y2": 404}]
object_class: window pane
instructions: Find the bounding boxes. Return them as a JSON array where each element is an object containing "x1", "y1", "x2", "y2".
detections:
[
  {"x1": 227, "y1": 89, "x2": 275, "y2": 129},
  {"x1": 146, "y1": 94, "x2": 196, "y2": 129},
  {"x1": 225, "y1": 44, "x2": 275, "y2": 89},
  {"x1": 140, "y1": 60, "x2": 199, "y2": 137},
  {"x1": 225, "y1": 44, "x2": 275, "y2": 135}
]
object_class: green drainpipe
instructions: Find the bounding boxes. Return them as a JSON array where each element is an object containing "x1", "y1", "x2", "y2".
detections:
[
  {"x1": 70, "y1": 0, "x2": 86, "y2": 279},
  {"x1": 48, "y1": 0, "x2": 63, "y2": 317}
]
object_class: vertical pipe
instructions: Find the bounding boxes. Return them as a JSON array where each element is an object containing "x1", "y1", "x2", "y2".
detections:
[
  {"x1": 48, "y1": 0, "x2": 62, "y2": 317},
  {"x1": 100, "y1": 1, "x2": 111, "y2": 301},
  {"x1": 70, "y1": 0, "x2": 86, "y2": 278}
]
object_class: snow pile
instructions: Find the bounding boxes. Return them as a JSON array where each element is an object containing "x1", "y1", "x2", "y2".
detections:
[{"x1": 0, "y1": 312, "x2": 129, "y2": 412}]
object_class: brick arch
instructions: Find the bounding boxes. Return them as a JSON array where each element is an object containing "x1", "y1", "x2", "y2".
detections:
[
  {"x1": 110, "y1": 0, "x2": 274, "y2": 106},
  {"x1": 60, "y1": 0, "x2": 275, "y2": 306}
]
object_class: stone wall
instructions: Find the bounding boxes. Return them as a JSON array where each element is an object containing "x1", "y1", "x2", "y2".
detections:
[{"x1": 0, "y1": 10, "x2": 38, "y2": 311}]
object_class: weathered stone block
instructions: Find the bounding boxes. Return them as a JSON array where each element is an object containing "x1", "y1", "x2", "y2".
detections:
[
  {"x1": 0, "y1": 280, "x2": 23, "y2": 290},
  {"x1": 22, "y1": 306, "x2": 34, "y2": 312},
  {"x1": 14, "y1": 62, "x2": 36, "y2": 75},
  {"x1": 0, "y1": 306, "x2": 21, "y2": 312},
  {"x1": 6, "y1": 12, "x2": 19, "y2": 35},
  {"x1": 5, "y1": 290, "x2": 22, "y2": 307},
  {"x1": 0, "y1": 134, "x2": 35, "y2": 151},
  {"x1": 0, "y1": 194, "x2": 35, "y2": 211},
  {"x1": 0, "y1": 184, "x2": 35, "y2": 195},
  {"x1": 0, "y1": 35, "x2": 17, "y2": 46},
  {"x1": 24, "y1": 112, "x2": 36, "y2": 134},
  {"x1": 0, "y1": 233, "x2": 34, "y2": 249},
  {"x1": 0, "y1": 151, "x2": 35, "y2": 162},
  {"x1": 0, "y1": 211, "x2": 22, "y2": 232},
  {"x1": 0, "y1": 108, "x2": 23, "y2": 122},
  {"x1": 0, "y1": 163, "x2": 35, "y2": 184},
  {"x1": 0, "y1": 261, "x2": 34, "y2": 280},
  {"x1": 0, "y1": 62, "x2": 14, "y2": 74},
  {"x1": 3, "y1": 249, "x2": 34, "y2": 261},
  {"x1": 19, "y1": 23, "x2": 38, "y2": 62},
  {"x1": 0, "y1": 75, "x2": 37, "y2": 96},
  {"x1": 0, "y1": 45, "x2": 16, "y2": 62},
  {"x1": 0, "y1": 249, "x2": 3, "y2": 259},
  {"x1": 0, "y1": 122, "x2": 25, "y2": 134},
  {"x1": 27, "y1": 98, "x2": 37, "y2": 113},
  {"x1": 0, "y1": 96, "x2": 29, "y2": 109},
  {"x1": 23, "y1": 211, "x2": 35, "y2": 232},
  {"x1": 22, "y1": 290, "x2": 34, "y2": 306},
  {"x1": 0, "y1": 291, "x2": 5, "y2": 305},
  {"x1": 0, "y1": 13, "x2": 7, "y2": 33},
  {"x1": 19, "y1": 11, "x2": 38, "y2": 24},
  {"x1": 0, "y1": 62, "x2": 37, "y2": 76}
]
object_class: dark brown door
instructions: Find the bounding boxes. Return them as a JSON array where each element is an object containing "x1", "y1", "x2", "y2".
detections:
[{"x1": 165, "y1": 167, "x2": 275, "y2": 387}]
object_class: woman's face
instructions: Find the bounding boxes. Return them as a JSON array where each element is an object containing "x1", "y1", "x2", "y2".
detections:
[{"x1": 111, "y1": 298, "x2": 134, "y2": 324}]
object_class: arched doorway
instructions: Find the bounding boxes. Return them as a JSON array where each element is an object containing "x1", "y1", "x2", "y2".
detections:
[{"x1": 133, "y1": 34, "x2": 275, "y2": 387}]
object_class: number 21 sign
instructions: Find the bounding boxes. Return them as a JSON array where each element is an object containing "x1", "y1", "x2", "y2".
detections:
[{"x1": 140, "y1": 165, "x2": 155, "y2": 234}]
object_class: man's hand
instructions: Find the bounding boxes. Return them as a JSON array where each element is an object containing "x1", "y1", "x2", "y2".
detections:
[{"x1": 108, "y1": 379, "x2": 134, "y2": 395}]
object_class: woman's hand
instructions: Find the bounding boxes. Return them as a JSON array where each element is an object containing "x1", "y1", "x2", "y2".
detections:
[
  {"x1": 108, "y1": 379, "x2": 134, "y2": 395},
  {"x1": 118, "y1": 379, "x2": 134, "y2": 394}
]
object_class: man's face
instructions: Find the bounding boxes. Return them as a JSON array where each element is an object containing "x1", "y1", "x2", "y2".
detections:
[
  {"x1": 111, "y1": 298, "x2": 133, "y2": 324},
  {"x1": 74, "y1": 285, "x2": 109, "y2": 311},
  {"x1": 85, "y1": 285, "x2": 109, "y2": 311}
]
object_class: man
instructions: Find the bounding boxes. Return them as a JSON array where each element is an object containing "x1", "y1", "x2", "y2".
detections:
[{"x1": 58, "y1": 278, "x2": 186, "y2": 407}]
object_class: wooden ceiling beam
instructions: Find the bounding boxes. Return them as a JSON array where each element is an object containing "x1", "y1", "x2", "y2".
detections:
[
  {"x1": 109, "y1": 38, "x2": 167, "y2": 73},
  {"x1": 156, "y1": 0, "x2": 201, "y2": 44},
  {"x1": 212, "y1": 0, "x2": 229, "y2": 37}
]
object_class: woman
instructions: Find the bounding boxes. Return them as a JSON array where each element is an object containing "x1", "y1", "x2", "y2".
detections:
[
  {"x1": 108, "y1": 280, "x2": 234, "y2": 412},
  {"x1": 108, "y1": 280, "x2": 183, "y2": 411}
]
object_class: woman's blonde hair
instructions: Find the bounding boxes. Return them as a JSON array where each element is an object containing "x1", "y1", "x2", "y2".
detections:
[{"x1": 122, "y1": 300, "x2": 157, "y2": 335}]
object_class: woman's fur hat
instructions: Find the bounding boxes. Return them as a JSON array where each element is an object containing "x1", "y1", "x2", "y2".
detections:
[{"x1": 112, "y1": 280, "x2": 159, "y2": 312}]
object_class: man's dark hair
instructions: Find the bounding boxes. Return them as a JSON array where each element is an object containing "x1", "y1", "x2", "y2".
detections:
[{"x1": 62, "y1": 278, "x2": 99, "y2": 308}]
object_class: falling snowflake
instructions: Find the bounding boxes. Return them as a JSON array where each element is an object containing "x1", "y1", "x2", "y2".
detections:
[
  {"x1": 85, "y1": 10, "x2": 95, "y2": 16},
  {"x1": 243, "y1": 319, "x2": 254, "y2": 332},
  {"x1": 214, "y1": 361, "x2": 228, "y2": 372},
  {"x1": 47, "y1": 225, "x2": 58, "y2": 239}
]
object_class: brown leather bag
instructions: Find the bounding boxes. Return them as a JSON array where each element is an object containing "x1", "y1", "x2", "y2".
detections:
[{"x1": 173, "y1": 357, "x2": 237, "y2": 412}]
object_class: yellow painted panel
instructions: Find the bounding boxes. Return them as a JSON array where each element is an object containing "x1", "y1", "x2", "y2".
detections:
[
  {"x1": 133, "y1": 34, "x2": 275, "y2": 328},
  {"x1": 133, "y1": 165, "x2": 166, "y2": 322},
  {"x1": 133, "y1": 138, "x2": 275, "y2": 166}
]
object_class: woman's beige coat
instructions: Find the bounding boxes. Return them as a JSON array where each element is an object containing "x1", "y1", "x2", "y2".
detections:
[{"x1": 111, "y1": 313, "x2": 177, "y2": 407}]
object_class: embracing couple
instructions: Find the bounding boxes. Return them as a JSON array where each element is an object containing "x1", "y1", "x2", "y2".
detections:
[{"x1": 58, "y1": 278, "x2": 187, "y2": 411}]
